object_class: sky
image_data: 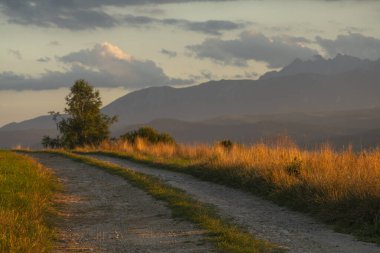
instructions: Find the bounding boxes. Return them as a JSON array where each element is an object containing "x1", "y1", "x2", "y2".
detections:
[{"x1": 1, "y1": 0, "x2": 380, "y2": 126}]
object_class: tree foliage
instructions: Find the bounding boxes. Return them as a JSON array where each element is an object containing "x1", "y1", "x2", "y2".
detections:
[{"x1": 42, "y1": 79, "x2": 117, "y2": 149}]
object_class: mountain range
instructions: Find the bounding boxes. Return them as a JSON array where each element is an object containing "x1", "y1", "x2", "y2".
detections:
[{"x1": 2, "y1": 54, "x2": 380, "y2": 149}]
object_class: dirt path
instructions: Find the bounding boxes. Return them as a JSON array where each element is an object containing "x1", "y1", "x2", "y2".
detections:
[
  {"x1": 88, "y1": 154, "x2": 380, "y2": 253},
  {"x1": 28, "y1": 153, "x2": 214, "y2": 253}
]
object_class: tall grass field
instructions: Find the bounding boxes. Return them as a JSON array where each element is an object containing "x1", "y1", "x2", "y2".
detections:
[
  {"x1": 79, "y1": 138, "x2": 380, "y2": 243},
  {"x1": 0, "y1": 151, "x2": 58, "y2": 253}
]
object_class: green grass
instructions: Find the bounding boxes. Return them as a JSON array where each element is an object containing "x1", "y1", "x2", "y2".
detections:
[
  {"x1": 0, "y1": 151, "x2": 58, "y2": 253},
  {"x1": 41, "y1": 150, "x2": 284, "y2": 253}
]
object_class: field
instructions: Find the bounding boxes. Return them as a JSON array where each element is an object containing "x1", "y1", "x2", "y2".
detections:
[
  {"x1": 78, "y1": 138, "x2": 380, "y2": 242},
  {"x1": 0, "y1": 151, "x2": 58, "y2": 253}
]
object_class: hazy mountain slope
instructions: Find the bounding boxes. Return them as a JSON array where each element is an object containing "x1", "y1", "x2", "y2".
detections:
[
  {"x1": 104, "y1": 69, "x2": 380, "y2": 127},
  {"x1": 0, "y1": 129, "x2": 57, "y2": 148},
  {"x1": 0, "y1": 115, "x2": 56, "y2": 131},
  {"x1": 205, "y1": 107, "x2": 380, "y2": 130},
  {"x1": 118, "y1": 118, "x2": 355, "y2": 146}
]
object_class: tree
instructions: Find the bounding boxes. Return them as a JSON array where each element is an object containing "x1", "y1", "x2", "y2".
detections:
[{"x1": 43, "y1": 79, "x2": 117, "y2": 149}]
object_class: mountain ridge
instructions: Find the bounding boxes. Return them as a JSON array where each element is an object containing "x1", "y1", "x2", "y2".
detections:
[{"x1": 2, "y1": 54, "x2": 380, "y2": 148}]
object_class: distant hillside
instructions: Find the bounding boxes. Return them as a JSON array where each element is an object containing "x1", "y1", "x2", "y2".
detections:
[
  {"x1": 1, "y1": 115, "x2": 56, "y2": 131},
  {"x1": 116, "y1": 107, "x2": 380, "y2": 149},
  {"x1": 0, "y1": 129, "x2": 57, "y2": 148},
  {"x1": 204, "y1": 107, "x2": 380, "y2": 130},
  {"x1": 104, "y1": 70, "x2": 380, "y2": 128},
  {"x1": 118, "y1": 118, "x2": 354, "y2": 147},
  {"x1": 2, "y1": 54, "x2": 380, "y2": 148}
]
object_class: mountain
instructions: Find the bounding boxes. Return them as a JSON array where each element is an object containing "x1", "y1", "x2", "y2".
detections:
[
  {"x1": 0, "y1": 115, "x2": 59, "y2": 148},
  {"x1": 0, "y1": 129, "x2": 57, "y2": 148},
  {"x1": 2, "y1": 54, "x2": 380, "y2": 148},
  {"x1": 118, "y1": 118, "x2": 355, "y2": 147},
  {"x1": 116, "y1": 107, "x2": 380, "y2": 149},
  {"x1": 260, "y1": 54, "x2": 379, "y2": 79},
  {"x1": 104, "y1": 66, "x2": 380, "y2": 128},
  {"x1": 1, "y1": 115, "x2": 56, "y2": 131}
]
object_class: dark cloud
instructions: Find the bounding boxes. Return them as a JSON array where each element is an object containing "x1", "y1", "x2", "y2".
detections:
[
  {"x1": 316, "y1": 33, "x2": 380, "y2": 60},
  {"x1": 160, "y1": 49, "x2": 177, "y2": 58},
  {"x1": 0, "y1": 42, "x2": 190, "y2": 90},
  {"x1": 135, "y1": 6, "x2": 165, "y2": 15},
  {"x1": 0, "y1": 0, "x2": 235, "y2": 30},
  {"x1": 181, "y1": 20, "x2": 245, "y2": 35},
  {"x1": 187, "y1": 31, "x2": 318, "y2": 68},
  {"x1": 3, "y1": 5, "x2": 119, "y2": 30},
  {"x1": 188, "y1": 70, "x2": 217, "y2": 81},
  {"x1": 7, "y1": 49, "x2": 22, "y2": 60},
  {"x1": 124, "y1": 15, "x2": 247, "y2": 35},
  {"x1": 37, "y1": 57, "x2": 51, "y2": 63}
]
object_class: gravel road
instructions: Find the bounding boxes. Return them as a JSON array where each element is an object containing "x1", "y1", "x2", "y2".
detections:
[
  {"x1": 28, "y1": 153, "x2": 215, "y2": 253},
  {"x1": 88, "y1": 154, "x2": 380, "y2": 253}
]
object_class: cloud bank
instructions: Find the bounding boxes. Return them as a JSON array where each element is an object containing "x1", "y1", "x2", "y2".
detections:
[
  {"x1": 0, "y1": 0, "x2": 236, "y2": 31},
  {"x1": 124, "y1": 15, "x2": 247, "y2": 35},
  {"x1": 187, "y1": 31, "x2": 318, "y2": 68},
  {"x1": 0, "y1": 42, "x2": 189, "y2": 90},
  {"x1": 316, "y1": 33, "x2": 380, "y2": 60}
]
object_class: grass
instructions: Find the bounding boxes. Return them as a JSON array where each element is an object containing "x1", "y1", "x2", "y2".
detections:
[
  {"x1": 42, "y1": 149, "x2": 283, "y2": 253},
  {"x1": 0, "y1": 150, "x2": 58, "y2": 253},
  {"x1": 77, "y1": 138, "x2": 380, "y2": 243}
]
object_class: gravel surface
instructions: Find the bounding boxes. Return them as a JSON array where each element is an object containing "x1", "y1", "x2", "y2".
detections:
[
  {"x1": 89, "y1": 154, "x2": 380, "y2": 253},
  {"x1": 28, "y1": 153, "x2": 214, "y2": 253}
]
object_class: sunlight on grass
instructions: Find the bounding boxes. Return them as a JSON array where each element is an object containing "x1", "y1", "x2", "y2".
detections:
[
  {"x1": 0, "y1": 151, "x2": 58, "y2": 253},
  {"x1": 78, "y1": 138, "x2": 380, "y2": 242}
]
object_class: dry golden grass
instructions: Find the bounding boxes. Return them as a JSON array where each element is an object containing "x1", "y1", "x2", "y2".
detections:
[
  {"x1": 78, "y1": 137, "x2": 380, "y2": 242},
  {"x1": 0, "y1": 151, "x2": 58, "y2": 253}
]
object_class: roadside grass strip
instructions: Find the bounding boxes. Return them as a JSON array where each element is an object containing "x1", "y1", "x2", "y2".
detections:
[
  {"x1": 0, "y1": 151, "x2": 58, "y2": 253},
  {"x1": 76, "y1": 149, "x2": 380, "y2": 244},
  {"x1": 44, "y1": 150, "x2": 284, "y2": 253}
]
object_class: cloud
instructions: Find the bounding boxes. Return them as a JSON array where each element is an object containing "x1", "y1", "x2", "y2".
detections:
[
  {"x1": 187, "y1": 31, "x2": 318, "y2": 68},
  {"x1": 37, "y1": 57, "x2": 51, "y2": 63},
  {"x1": 135, "y1": 6, "x2": 165, "y2": 15},
  {"x1": 0, "y1": 0, "x2": 235, "y2": 30},
  {"x1": 316, "y1": 33, "x2": 380, "y2": 60},
  {"x1": 160, "y1": 49, "x2": 177, "y2": 58},
  {"x1": 4, "y1": 7, "x2": 119, "y2": 30},
  {"x1": 0, "y1": 42, "x2": 190, "y2": 90},
  {"x1": 178, "y1": 19, "x2": 246, "y2": 35},
  {"x1": 7, "y1": 49, "x2": 22, "y2": 60},
  {"x1": 49, "y1": 41, "x2": 60, "y2": 46},
  {"x1": 124, "y1": 15, "x2": 247, "y2": 35}
]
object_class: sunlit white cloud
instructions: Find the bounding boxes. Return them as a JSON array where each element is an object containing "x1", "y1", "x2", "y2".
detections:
[{"x1": 0, "y1": 42, "x2": 191, "y2": 90}]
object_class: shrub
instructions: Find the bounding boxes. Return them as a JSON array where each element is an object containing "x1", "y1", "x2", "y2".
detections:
[
  {"x1": 285, "y1": 156, "x2": 303, "y2": 176},
  {"x1": 41, "y1": 135, "x2": 62, "y2": 149},
  {"x1": 120, "y1": 127, "x2": 175, "y2": 145},
  {"x1": 218, "y1": 139, "x2": 234, "y2": 150}
]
